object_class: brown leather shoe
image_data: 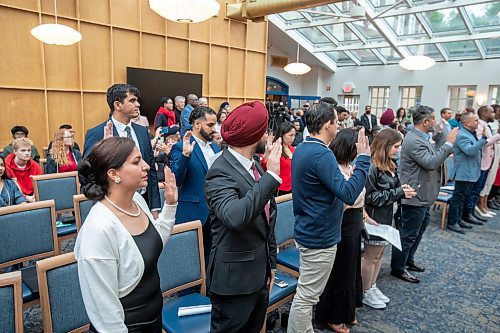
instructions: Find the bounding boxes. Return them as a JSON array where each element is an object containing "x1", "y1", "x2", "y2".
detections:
[{"x1": 390, "y1": 269, "x2": 420, "y2": 283}]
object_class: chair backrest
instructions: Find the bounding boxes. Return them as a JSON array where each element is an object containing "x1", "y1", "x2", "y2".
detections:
[
  {"x1": 0, "y1": 200, "x2": 58, "y2": 269},
  {"x1": 157, "y1": 220, "x2": 206, "y2": 296},
  {"x1": 275, "y1": 194, "x2": 295, "y2": 246},
  {"x1": 39, "y1": 158, "x2": 47, "y2": 173},
  {"x1": 42, "y1": 147, "x2": 49, "y2": 159},
  {"x1": 32, "y1": 172, "x2": 80, "y2": 213},
  {"x1": 0, "y1": 271, "x2": 23, "y2": 333},
  {"x1": 37, "y1": 253, "x2": 89, "y2": 333},
  {"x1": 73, "y1": 194, "x2": 95, "y2": 231},
  {"x1": 444, "y1": 157, "x2": 455, "y2": 183}
]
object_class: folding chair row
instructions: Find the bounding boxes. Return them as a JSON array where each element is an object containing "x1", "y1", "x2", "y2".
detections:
[
  {"x1": 0, "y1": 271, "x2": 24, "y2": 333},
  {"x1": 274, "y1": 194, "x2": 300, "y2": 277}
]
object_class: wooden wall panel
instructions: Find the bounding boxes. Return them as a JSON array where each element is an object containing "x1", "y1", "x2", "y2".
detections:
[
  {"x1": 142, "y1": 33, "x2": 166, "y2": 70},
  {"x1": 190, "y1": 42, "x2": 209, "y2": 96},
  {"x1": 79, "y1": 0, "x2": 110, "y2": 24},
  {"x1": 0, "y1": 7, "x2": 44, "y2": 88},
  {"x1": 246, "y1": 52, "x2": 266, "y2": 99},
  {"x1": 210, "y1": 13, "x2": 229, "y2": 45},
  {"x1": 1, "y1": 0, "x2": 37, "y2": 11},
  {"x1": 189, "y1": 20, "x2": 210, "y2": 42},
  {"x1": 167, "y1": 20, "x2": 188, "y2": 39},
  {"x1": 230, "y1": 21, "x2": 246, "y2": 49},
  {"x1": 110, "y1": 0, "x2": 140, "y2": 30},
  {"x1": 80, "y1": 23, "x2": 112, "y2": 91},
  {"x1": 166, "y1": 38, "x2": 188, "y2": 72},
  {"x1": 83, "y1": 93, "x2": 108, "y2": 131},
  {"x1": 0, "y1": 89, "x2": 47, "y2": 149},
  {"x1": 208, "y1": 97, "x2": 227, "y2": 113},
  {"x1": 228, "y1": 98, "x2": 244, "y2": 109},
  {"x1": 229, "y1": 49, "x2": 245, "y2": 97},
  {"x1": 140, "y1": 0, "x2": 165, "y2": 35},
  {"x1": 41, "y1": 0, "x2": 76, "y2": 17},
  {"x1": 210, "y1": 46, "x2": 228, "y2": 97},
  {"x1": 247, "y1": 21, "x2": 267, "y2": 52},
  {"x1": 47, "y1": 92, "x2": 83, "y2": 144},
  {"x1": 113, "y1": 29, "x2": 140, "y2": 82}
]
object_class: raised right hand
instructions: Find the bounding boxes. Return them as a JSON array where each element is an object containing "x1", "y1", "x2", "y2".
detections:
[
  {"x1": 446, "y1": 127, "x2": 459, "y2": 144},
  {"x1": 104, "y1": 120, "x2": 113, "y2": 139},
  {"x1": 182, "y1": 131, "x2": 196, "y2": 157},
  {"x1": 266, "y1": 138, "x2": 282, "y2": 175},
  {"x1": 355, "y1": 127, "x2": 370, "y2": 155}
]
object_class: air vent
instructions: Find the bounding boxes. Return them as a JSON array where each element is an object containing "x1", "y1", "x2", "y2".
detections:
[{"x1": 271, "y1": 55, "x2": 288, "y2": 68}]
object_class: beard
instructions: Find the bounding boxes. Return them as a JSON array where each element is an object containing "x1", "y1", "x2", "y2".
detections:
[
  {"x1": 255, "y1": 140, "x2": 266, "y2": 154},
  {"x1": 425, "y1": 125, "x2": 435, "y2": 132},
  {"x1": 200, "y1": 128, "x2": 215, "y2": 142}
]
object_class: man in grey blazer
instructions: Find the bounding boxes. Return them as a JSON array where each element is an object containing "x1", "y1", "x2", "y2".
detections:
[
  {"x1": 390, "y1": 106, "x2": 458, "y2": 283},
  {"x1": 446, "y1": 112, "x2": 488, "y2": 234}
]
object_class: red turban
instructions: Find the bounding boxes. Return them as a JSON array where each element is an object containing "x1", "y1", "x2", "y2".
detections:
[
  {"x1": 221, "y1": 101, "x2": 269, "y2": 147},
  {"x1": 380, "y1": 108, "x2": 395, "y2": 126}
]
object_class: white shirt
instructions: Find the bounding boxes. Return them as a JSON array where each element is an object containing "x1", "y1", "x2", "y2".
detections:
[
  {"x1": 367, "y1": 114, "x2": 372, "y2": 129},
  {"x1": 193, "y1": 134, "x2": 216, "y2": 168},
  {"x1": 227, "y1": 147, "x2": 282, "y2": 183},
  {"x1": 111, "y1": 116, "x2": 141, "y2": 153},
  {"x1": 75, "y1": 193, "x2": 176, "y2": 332}
]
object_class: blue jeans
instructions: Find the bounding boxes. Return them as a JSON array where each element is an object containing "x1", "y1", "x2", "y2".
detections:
[
  {"x1": 447, "y1": 180, "x2": 475, "y2": 226},
  {"x1": 464, "y1": 170, "x2": 489, "y2": 215},
  {"x1": 390, "y1": 205, "x2": 430, "y2": 272}
]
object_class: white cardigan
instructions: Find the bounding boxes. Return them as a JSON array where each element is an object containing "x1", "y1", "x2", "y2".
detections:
[{"x1": 74, "y1": 192, "x2": 176, "y2": 333}]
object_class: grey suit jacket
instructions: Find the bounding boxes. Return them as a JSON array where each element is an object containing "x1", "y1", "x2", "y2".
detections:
[
  {"x1": 399, "y1": 129, "x2": 453, "y2": 207},
  {"x1": 453, "y1": 128, "x2": 487, "y2": 182},
  {"x1": 205, "y1": 150, "x2": 280, "y2": 296}
]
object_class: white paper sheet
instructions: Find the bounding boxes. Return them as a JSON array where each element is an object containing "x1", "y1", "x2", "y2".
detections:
[
  {"x1": 364, "y1": 224, "x2": 402, "y2": 251},
  {"x1": 178, "y1": 304, "x2": 212, "y2": 317}
]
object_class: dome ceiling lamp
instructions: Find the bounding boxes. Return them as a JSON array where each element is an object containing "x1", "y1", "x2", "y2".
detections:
[
  {"x1": 284, "y1": 44, "x2": 311, "y2": 76},
  {"x1": 149, "y1": 0, "x2": 220, "y2": 23},
  {"x1": 30, "y1": 0, "x2": 82, "y2": 46},
  {"x1": 399, "y1": 46, "x2": 435, "y2": 71}
]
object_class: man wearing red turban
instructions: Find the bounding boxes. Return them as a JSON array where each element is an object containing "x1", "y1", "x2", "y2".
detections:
[{"x1": 205, "y1": 101, "x2": 283, "y2": 332}]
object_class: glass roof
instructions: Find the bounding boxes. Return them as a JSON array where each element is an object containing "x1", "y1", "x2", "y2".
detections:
[{"x1": 271, "y1": 0, "x2": 500, "y2": 67}]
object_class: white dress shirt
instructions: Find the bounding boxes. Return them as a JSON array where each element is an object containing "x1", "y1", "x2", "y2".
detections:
[
  {"x1": 111, "y1": 116, "x2": 141, "y2": 153},
  {"x1": 227, "y1": 147, "x2": 282, "y2": 183},
  {"x1": 193, "y1": 134, "x2": 216, "y2": 168}
]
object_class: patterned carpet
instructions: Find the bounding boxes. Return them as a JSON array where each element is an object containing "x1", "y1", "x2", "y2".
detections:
[{"x1": 21, "y1": 209, "x2": 499, "y2": 332}]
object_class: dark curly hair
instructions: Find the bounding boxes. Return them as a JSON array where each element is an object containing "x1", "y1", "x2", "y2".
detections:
[{"x1": 78, "y1": 137, "x2": 136, "y2": 200}]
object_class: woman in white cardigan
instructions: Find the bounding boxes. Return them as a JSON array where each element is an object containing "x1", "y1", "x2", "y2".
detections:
[{"x1": 75, "y1": 137, "x2": 178, "y2": 333}]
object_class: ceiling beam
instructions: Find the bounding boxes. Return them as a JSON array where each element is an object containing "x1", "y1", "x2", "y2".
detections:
[
  {"x1": 475, "y1": 40, "x2": 486, "y2": 60},
  {"x1": 314, "y1": 31, "x2": 500, "y2": 52}
]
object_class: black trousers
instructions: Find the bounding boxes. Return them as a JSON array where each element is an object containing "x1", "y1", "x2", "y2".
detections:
[{"x1": 209, "y1": 285, "x2": 269, "y2": 333}]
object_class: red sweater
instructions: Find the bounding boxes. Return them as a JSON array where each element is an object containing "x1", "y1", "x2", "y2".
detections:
[
  {"x1": 5, "y1": 154, "x2": 42, "y2": 196},
  {"x1": 260, "y1": 145, "x2": 295, "y2": 192}
]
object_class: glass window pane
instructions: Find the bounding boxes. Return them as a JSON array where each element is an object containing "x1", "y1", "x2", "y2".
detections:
[
  {"x1": 464, "y1": 3, "x2": 500, "y2": 30},
  {"x1": 442, "y1": 41, "x2": 481, "y2": 58},
  {"x1": 384, "y1": 14, "x2": 425, "y2": 37},
  {"x1": 490, "y1": 86, "x2": 500, "y2": 104},
  {"x1": 423, "y1": 8, "x2": 467, "y2": 34},
  {"x1": 279, "y1": 12, "x2": 305, "y2": 21},
  {"x1": 407, "y1": 44, "x2": 444, "y2": 61},
  {"x1": 298, "y1": 28, "x2": 330, "y2": 44},
  {"x1": 325, "y1": 24, "x2": 360, "y2": 42},
  {"x1": 369, "y1": 0, "x2": 398, "y2": 8},
  {"x1": 350, "y1": 21, "x2": 384, "y2": 40},
  {"x1": 350, "y1": 49, "x2": 381, "y2": 63},
  {"x1": 325, "y1": 51, "x2": 355, "y2": 65},
  {"x1": 377, "y1": 48, "x2": 401, "y2": 62},
  {"x1": 481, "y1": 39, "x2": 500, "y2": 56}
]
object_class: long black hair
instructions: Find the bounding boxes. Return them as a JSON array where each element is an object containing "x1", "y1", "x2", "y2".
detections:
[
  {"x1": 0, "y1": 155, "x2": 12, "y2": 180},
  {"x1": 330, "y1": 128, "x2": 358, "y2": 165}
]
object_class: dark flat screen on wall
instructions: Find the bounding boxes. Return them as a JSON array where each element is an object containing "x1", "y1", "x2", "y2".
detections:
[{"x1": 127, "y1": 67, "x2": 202, "y2": 123}]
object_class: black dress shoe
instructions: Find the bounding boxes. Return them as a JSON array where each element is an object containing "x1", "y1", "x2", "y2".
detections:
[
  {"x1": 446, "y1": 224, "x2": 466, "y2": 234},
  {"x1": 390, "y1": 269, "x2": 420, "y2": 283},
  {"x1": 458, "y1": 222, "x2": 472, "y2": 229},
  {"x1": 462, "y1": 214, "x2": 484, "y2": 225},
  {"x1": 487, "y1": 202, "x2": 500, "y2": 210},
  {"x1": 471, "y1": 210, "x2": 488, "y2": 222},
  {"x1": 407, "y1": 261, "x2": 425, "y2": 272}
]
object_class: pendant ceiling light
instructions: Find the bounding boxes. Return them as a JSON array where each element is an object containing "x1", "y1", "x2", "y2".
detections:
[
  {"x1": 31, "y1": 0, "x2": 82, "y2": 46},
  {"x1": 399, "y1": 55, "x2": 435, "y2": 71},
  {"x1": 284, "y1": 44, "x2": 311, "y2": 75},
  {"x1": 149, "y1": 0, "x2": 220, "y2": 23}
]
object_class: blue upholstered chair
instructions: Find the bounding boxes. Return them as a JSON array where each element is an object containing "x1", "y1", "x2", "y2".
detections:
[
  {"x1": 158, "y1": 220, "x2": 210, "y2": 333},
  {"x1": 0, "y1": 271, "x2": 24, "y2": 333},
  {"x1": 274, "y1": 194, "x2": 300, "y2": 277},
  {"x1": 32, "y1": 172, "x2": 80, "y2": 250},
  {"x1": 0, "y1": 200, "x2": 59, "y2": 306},
  {"x1": 36, "y1": 253, "x2": 89, "y2": 333},
  {"x1": 435, "y1": 192, "x2": 453, "y2": 229},
  {"x1": 441, "y1": 157, "x2": 456, "y2": 193},
  {"x1": 73, "y1": 194, "x2": 95, "y2": 231}
]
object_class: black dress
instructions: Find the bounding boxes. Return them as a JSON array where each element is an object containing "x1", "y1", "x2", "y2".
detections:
[
  {"x1": 90, "y1": 221, "x2": 164, "y2": 333},
  {"x1": 315, "y1": 208, "x2": 363, "y2": 325}
]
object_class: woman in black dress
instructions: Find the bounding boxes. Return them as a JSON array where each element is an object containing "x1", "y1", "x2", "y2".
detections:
[
  {"x1": 75, "y1": 137, "x2": 178, "y2": 332},
  {"x1": 315, "y1": 128, "x2": 377, "y2": 333}
]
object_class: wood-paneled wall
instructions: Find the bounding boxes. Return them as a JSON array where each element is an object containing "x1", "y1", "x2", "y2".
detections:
[{"x1": 0, "y1": 0, "x2": 267, "y2": 150}]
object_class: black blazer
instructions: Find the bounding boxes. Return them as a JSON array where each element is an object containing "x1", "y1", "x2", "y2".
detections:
[
  {"x1": 360, "y1": 113, "x2": 377, "y2": 131},
  {"x1": 205, "y1": 150, "x2": 280, "y2": 296}
]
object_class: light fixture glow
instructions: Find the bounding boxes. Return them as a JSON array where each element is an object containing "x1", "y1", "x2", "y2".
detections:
[
  {"x1": 399, "y1": 55, "x2": 435, "y2": 71},
  {"x1": 149, "y1": 0, "x2": 220, "y2": 23},
  {"x1": 284, "y1": 44, "x2": 311, "y2": 75},
  {"x1": 30, "y1": 0, "x2": 82, "y2": 45}
]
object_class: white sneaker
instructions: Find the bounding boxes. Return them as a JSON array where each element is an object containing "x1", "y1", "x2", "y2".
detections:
[
  {"x1": 371, "y1": 283, "x2": 390, "y2": 304},
  {"x1": 475, "y1": 206, "x2": 494, "y2": 218},
  {"x1": 362, "y1": 288, "x2": 386, "y2": 309}
]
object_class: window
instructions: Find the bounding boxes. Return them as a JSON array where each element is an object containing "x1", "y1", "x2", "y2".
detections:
[
  {"x1": 338, "y1": 95, "x2": 360, "y2": 113},
  {"x1": 449, "y1": 86, "x2": 476, "y2": 112},
  {"x1": 400, "y1": 86, "x2": 423, "y2": 109},
  {"x1": 369, "y1": 87, "x2": 390, "y2": 117},
  {"x1": 489, "y1": 86, "x2": 500, "y2": 105}
]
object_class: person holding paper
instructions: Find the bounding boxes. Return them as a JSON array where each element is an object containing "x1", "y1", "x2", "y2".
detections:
[{"x1": 363, "y1": 129, "x2": 416, "y2": 309}]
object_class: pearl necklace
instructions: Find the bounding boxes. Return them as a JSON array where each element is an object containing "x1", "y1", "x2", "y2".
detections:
[{"x1": 104, "y1": 195, "x2": 141, "y2": 217}]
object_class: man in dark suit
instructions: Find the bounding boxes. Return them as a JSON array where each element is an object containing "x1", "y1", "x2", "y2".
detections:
[
  {"x1": 360, "y1": 105, "x2": 378, "y2": 133},
  {"x1": 205, "y1": 101, "x2": 282, "y2": 332},
  {"x1": 83, "y1": 84, "x2": 161, "y2": 216},
  {"x1": 170, "y1": 106, "x2": 220, "y2": 263}
]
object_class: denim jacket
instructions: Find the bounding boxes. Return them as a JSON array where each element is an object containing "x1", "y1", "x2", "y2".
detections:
[{"x1": 0, "y1": 179, "x2": 26, "y2": 207}]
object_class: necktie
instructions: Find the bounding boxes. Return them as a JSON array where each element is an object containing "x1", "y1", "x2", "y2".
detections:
[
  {"x1": 125, "y1": 126, "x2": 132, "y2": 139},
  {"x1": 251, "y1": 163, "x2": 270, "y2": 224}
]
